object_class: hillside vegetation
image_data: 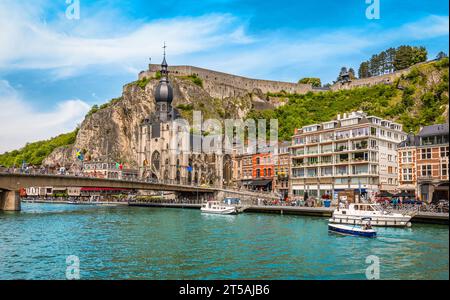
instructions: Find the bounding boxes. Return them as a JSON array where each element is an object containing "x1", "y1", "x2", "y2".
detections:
[
  {"x1": 0, "y1": 130, "x2": 78, "y2": 167},
  {"x1": 249, "y1": 58, "x2": 449, "y2": 141}
]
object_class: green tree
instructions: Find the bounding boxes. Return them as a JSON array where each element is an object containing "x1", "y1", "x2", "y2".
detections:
[
  {"x1": 436, "y1": 51, "x2": 448, "y2": 60},
  {"x1": 348, "y1": 68, "x2": 356, "y2": 79},
  {"x1": 298, "y1": 77, "x2": 322, "y2": 87},
  {"x1": 358, "y1": 61, "x2": 370, "y2": 78},
  {"x1": 393, "y1": 45, "x2": 427, "y2": 71}
]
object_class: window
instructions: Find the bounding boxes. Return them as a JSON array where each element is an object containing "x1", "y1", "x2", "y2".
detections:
[
  {"x1": 421, "y1": 165, "x2": 432, "y2": 177},
  {"x1": 402, "y1": 168, "x2": 413, "y2": 181},
  {"x1": 442, "y1": 164, "x2": 448, "y2": 177},
  {"x1": 402, "y1": 151, "x2": 413, "y2": 163},
  {"x1": 422, "y1": 136, "x2": 434, "y2": 145},
  {"x1": 440, "y1": 147, "x2": 449, "y2": 158},
  {"x1": 421, "y1": 148, "x2": 432, "y2": 159},
  {"x1": 256, "y1": 169, "x2": 260, "y2": 178}
]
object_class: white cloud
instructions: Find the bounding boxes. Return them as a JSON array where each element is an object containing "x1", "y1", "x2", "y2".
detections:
[
  {"x1": 0, "y1": 1, "x2": 253, "y2": 76},
  {"x1": 0, "y1": 80, "x2": 90, "y2": 153},
  {"x1": 0, "y1": 0, "x2": 447, "y2": 83}
]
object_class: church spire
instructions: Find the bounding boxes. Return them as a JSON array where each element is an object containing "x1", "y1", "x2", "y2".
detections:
[
  {"x1": 161, "y1": 42, "x2": 168, "y2": 76},
  {"x1": 154, "y1": 42, "x2": 173, "y2": 108}
]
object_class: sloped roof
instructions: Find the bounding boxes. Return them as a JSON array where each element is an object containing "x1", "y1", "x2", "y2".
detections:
[{"x1": 418, "y1": 123, "x2": 449, "y2": 137}]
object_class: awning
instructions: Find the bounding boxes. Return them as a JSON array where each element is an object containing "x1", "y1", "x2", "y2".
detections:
[
  {"x1": 376, "y1": 191, "x2": 394, "y2": 197},
  {"x1": 248, "y1": 179, "x2": 272, "y2": 187},
  {"x1": 393, "y1": 191, "x2": 415, "y2": 197}
]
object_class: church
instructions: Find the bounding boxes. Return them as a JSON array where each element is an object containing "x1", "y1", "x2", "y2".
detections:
[{"x1": 137, "y1": 51, "x2": 232, "y2": 187}]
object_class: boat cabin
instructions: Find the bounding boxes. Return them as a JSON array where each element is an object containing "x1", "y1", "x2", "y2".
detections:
[
  {"x1": 202, "y1": 201, "x2": 230, "y2": 210},
  {"x1": 348, "y1": 203, "x2": 381, "y2": 211}
]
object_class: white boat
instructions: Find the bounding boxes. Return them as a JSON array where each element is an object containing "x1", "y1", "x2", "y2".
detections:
[
  {"x1": 329, "y1": 203, "x2": 413, "y2": 227},
  {"x1": 200, "y1": 201, "x2": 237, "y2": 215},
  {"x1": 328, "y1": 218, "x2": 377, "y2": 238}
]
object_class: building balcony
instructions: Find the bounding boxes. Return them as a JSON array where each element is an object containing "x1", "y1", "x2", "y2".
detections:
[
  {"x1": 335, "y1": 146, "x2": 348, "y2": 152},
  {"x1": 417, "y1": 175, "x2": 434, "y2": 181},
  {"x1": 350, "y1": 158, "x2": 369, "y2": 163},
  {"x1": 335, "y1": 160, "x2": 349, "y2": 164}
]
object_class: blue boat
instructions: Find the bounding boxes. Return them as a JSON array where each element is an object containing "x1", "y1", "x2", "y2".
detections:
[{"x1": 328, "y1": 218, "x2": 377, "y2": 238}]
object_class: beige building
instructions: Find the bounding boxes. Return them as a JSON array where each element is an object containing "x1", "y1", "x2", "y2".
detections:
[
  {"x1": 289, "y1": 111, "x2": 407, "y2": 202},
  {"x1": 398, "y1": 124, "x2": 449, "y2": 202},
  {"x1": 274, "y1": 141, "x2": 291, "y2": 199}
]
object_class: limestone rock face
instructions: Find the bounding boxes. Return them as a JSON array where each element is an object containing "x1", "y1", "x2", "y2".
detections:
[{"x1": 43, "y1": 76, "x2": 254, "y2": 168}]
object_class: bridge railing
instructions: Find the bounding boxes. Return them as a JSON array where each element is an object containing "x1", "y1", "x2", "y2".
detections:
[{"x1": 1, "y1": 170, "x2": 281, "y2": 197}]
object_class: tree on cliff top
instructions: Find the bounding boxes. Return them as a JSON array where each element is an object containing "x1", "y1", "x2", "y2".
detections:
[
  {"x1": 298, "y1": 77, "x2": 321, "y2": 87},
  {"x1": 358, "y1": 45, "x2": 428, "y2": 79}
]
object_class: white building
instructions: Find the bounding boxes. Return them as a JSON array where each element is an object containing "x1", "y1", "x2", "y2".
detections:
[{"x1": 289, "y1": 111, "x2": 407, "y2": 202}]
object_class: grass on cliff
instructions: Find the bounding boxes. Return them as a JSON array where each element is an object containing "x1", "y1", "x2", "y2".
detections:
[
  {"x1": 178, "y1": 74, "x2": 203, "y2": 87},
  {"x1": 248, "y1": 58, "x2": 449, "y2": 141},
  {"x1": 0, "y1": 129, "x2": 79, "y2": 167}
]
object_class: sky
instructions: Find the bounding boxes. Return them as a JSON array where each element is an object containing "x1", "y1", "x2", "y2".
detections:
[{"x1": 0, "y1": 0, "x2": 448, "y2": 153}]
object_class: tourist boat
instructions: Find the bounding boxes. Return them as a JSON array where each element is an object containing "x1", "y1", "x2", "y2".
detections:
[
  {"x1": 200, "y1": 201, "x2": 237, "y2": 215},
  {"x1": 328, "y1": 218, "x2": 377, "y2": 238},
  {"x1": 329, "y1": 203, "x2": 413, "y2": 227}
]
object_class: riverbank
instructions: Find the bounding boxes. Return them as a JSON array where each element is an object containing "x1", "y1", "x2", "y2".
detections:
[
  {"x1": 22, "y1": 199, "x2": 129, "y2": 206},
  {"x1": 128, "y1": 202, "x2": 449, "y2": 225}
]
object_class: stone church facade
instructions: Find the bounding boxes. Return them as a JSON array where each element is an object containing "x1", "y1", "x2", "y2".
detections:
[{"x1": 137, "y1": 52, "x2": 232, "y2": 187}]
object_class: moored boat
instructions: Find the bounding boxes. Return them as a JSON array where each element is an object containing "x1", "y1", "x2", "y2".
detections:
[
  {"x1": 328, "y1": 223, "x2": 377, "y2": 238},
  {"x1": 200, "y1": 201, "x2": 237, "y2": 215},
  {"x1": 330, "y1": 203, "x2": 413, "y2": 227}
]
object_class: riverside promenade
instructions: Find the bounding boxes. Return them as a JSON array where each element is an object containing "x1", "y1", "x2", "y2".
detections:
[{"x1": 128, "y1": 202, "x2": 449, "y2": 225}]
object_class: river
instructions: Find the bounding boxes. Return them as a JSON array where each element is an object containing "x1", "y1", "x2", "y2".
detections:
[{"x1": 0, "y1": 203, "x2": 448, "y2": 279}]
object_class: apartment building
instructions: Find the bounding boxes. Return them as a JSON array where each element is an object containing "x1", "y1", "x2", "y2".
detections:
[
  {"x1": 398, "y1": 124, "x2": 449, "y2": 202},
  {"x1": 289, "y1": 111, "x2": 407, "y2": 202},
  {"x1": 274, "y1": 141, "x2": 291, "y2": 199},
  {"x1": 251, "y1": 151, "x2": 274, "y2": 191},
  {"x1": 398, "y1": 133, "x2": 418, "y2": 196}
]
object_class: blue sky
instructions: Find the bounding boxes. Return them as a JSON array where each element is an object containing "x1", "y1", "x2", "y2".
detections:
[{"x1": 0, "y1": 0, "x2": 448, "y2": 152}]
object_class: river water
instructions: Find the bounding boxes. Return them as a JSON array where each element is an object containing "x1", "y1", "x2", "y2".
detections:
[{"x1": 0, "y1": 203, "x2": 448, "y2": 280}]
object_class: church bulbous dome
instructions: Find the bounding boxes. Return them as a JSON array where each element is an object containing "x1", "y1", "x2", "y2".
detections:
[{"x1": 154, "y1": 80, "x2": 173, "y2": 103}]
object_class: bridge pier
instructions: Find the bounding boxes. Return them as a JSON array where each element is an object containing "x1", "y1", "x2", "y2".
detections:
[{"x1": 0, "y1": 191, "x2": 21, "y2": 211}]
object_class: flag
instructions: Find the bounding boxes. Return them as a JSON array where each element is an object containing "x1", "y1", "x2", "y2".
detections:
[{"x1": 76, "y1": 150, "x2": 84, "y2": 161}]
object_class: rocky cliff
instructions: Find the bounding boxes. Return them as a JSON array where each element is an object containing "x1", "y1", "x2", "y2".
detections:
[{"x1": 43, "y1": 75, "x2": 258, "y2": 168}]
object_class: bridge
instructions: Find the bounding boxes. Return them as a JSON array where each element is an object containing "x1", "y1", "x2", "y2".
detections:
[
  {"x1": 0, "y1": 173, "x2": 279, "y2": 211},
  {"x1": 0, "y1": 173, "x2": 217, "y2": 211}
]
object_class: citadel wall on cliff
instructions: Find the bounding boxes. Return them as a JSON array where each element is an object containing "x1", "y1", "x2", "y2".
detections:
[
  {"x1": 140, "y1": 64, "x2": 314, "y2": 97},
  {"x1": 138, "y1": 61, "x2": 434, "y2": 96}
]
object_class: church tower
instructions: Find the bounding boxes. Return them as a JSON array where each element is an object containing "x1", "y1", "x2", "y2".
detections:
[{"x1": 154, "y1": 45, "x2": 173, "y2": 122}]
